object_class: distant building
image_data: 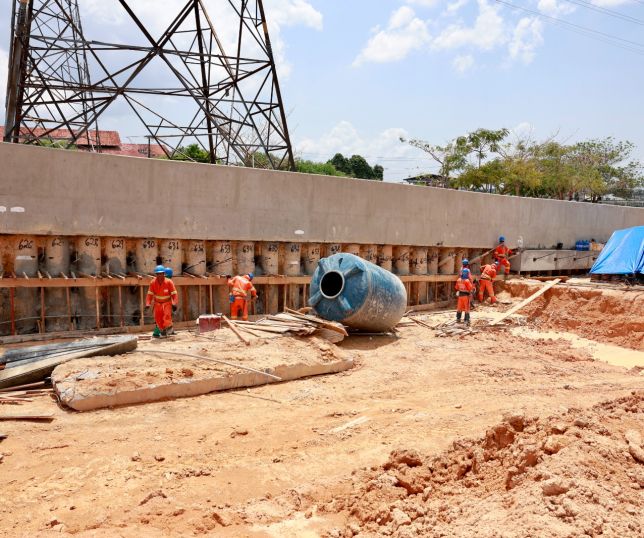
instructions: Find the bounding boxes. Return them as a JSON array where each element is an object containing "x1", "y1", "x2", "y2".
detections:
[
  {"x1": 0, "y1": 127, "x2": 169, "y2": 159},
  {"x1": 402, "y1": 173, "x2": 450, "y2": 188}
]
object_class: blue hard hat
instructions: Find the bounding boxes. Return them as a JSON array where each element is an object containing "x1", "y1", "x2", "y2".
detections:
[
  {"x1": 461, "y1": 269, "x2": 470, "y2": 279},
  {"x1": 154, "y1": 264, "x2": 166, "y2": 274},
  {"x1": 499, "y1": 236, "x2": 505, "y2": 242},
  {"x1": 164, "y1": 267, "x2": 173, "y2": 278},
  {"x1": 247, "y1": 272, "x2": 254, "y2": 280},
  {"x1": 462, "y1": 258, "x2": 469, "y2": 266}
]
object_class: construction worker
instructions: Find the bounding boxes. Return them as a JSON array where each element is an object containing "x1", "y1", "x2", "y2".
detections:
[
  {"x1": 227, "y1": 273, "x2": 257, "y2": 321},
  {"x1": 460, "y1": 259, "x2": 474, "y2": 281},
  {"x1": 494, "y1": 236, "x2": 512, "y2": 275},
  {"x1": 145, "y1": 265, "x2": 178, "y2": 338},
  {"x1": 455, "y1": 269, "x2": 474, "y2": 325},
  {"x1": 460, "y1": 262, "x2": 477, "y2": 309},
  {"x1": 478, "y1": 261, "x2": 498, "y2": 305}
]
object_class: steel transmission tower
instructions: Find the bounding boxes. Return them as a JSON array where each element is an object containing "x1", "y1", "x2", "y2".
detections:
[{"x1": 3, "y1": 0, "x2": 296, "y2": 170}]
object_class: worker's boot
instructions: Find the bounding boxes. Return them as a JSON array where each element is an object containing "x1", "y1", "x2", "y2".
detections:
[
  {"x1": 152, "y1": 326, "x2": 161, "y2": 338},
  {"x1": 456, "y1": 312, "x2": 462, "y2": 323},
  {"x1": 465, "y1": 313, "x2": 471, "y2": 326},
  {"x1": 166, "y1": 325, "x2": 175, "y2": 336},
  {"x1": 160, "y1": 328, "x2": 168, "y2": 338}
]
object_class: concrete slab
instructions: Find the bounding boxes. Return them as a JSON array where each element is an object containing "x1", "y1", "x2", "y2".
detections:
[{"x1": 51, "y1": 335, "x2": 353, "y2": 411}]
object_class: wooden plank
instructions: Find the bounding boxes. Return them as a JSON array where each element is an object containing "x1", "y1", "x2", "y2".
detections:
[
  {"x1": 489, "y1": 278, "x2": 561, "y2": 326},
  {"x1": 222, "y1": 315, "x2": 250, "y2": 345},
  {"x1": 0, "y1": 381, "x2": 47, "y2": 393},
  {"x1": 283, "y1": 308, "x2": 349, "y2": 336},
  {"x1": 0, "y1": 414, "x2": 54, "y2": 422}
]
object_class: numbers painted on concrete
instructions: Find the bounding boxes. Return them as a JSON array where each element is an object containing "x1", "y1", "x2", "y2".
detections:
[{"x1": 18, "y1": 239, "x2": 34, "y2": 250}]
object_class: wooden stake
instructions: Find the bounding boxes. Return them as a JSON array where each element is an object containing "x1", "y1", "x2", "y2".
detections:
[
  {"x1": 489, "y1": 278, "x2": 561, "y2": 326},
  {"x1": 118, "y1": 286, "x2": 124, "y2": 327},
  {"x1": 10, "y1": 287, "x2": 15, "y2": 336},
  {"x1": 209, "y1": 285, "x2": 213, "y2": 314},
  {"x1": 65, "y1": 288, "x2": 73, "y2": 331},
  {"x1": 139, "y1": 285, "x2": 145, "y2": 326},
  {"x1": 40, "y1": 287, "x2": 45, "y2": 334},
  {"x1": 222, "y1": 315, "x2": 251, "y2": 346},
  {"x1": 95, "y1": 287, "x2": 100, "y2": 329}
]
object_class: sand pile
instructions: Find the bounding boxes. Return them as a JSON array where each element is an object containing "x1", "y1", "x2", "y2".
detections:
[
  {"x1": 502, "y1": 281, "x2": 644, "y2": 350},
  {"x1": 319, "y1": 391, "x2": 643, "y2": 538}
]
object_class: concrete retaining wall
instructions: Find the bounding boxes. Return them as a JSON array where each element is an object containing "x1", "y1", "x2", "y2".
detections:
[{"x1": 1, "y1": 143, "x2": 642, "y2": 248}]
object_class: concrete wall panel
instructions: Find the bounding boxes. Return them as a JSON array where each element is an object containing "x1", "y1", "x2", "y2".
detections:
[{"x1": 1, "y1": 143, "x2": 642, "y2": 248}]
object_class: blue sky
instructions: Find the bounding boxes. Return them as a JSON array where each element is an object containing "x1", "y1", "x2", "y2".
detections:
[{"x1": 1, "y1": 0, "x2": 643, "y2": 180}]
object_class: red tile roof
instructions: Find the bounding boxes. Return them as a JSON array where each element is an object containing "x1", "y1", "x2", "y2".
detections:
[
  {"x1": 102, "y1": 143, "x2": 168, "y2": 158},
  {"x1": 1, "y1": 127, "x2": 170, "y2": 159},
  {"x1": 0, "y1": 127, "x2": 121, "y2": 147}
]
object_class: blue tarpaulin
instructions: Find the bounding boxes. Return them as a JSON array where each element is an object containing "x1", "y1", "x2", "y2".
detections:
[{"x1": 590, "y1": 226, "x2": 644, "y2": 275}]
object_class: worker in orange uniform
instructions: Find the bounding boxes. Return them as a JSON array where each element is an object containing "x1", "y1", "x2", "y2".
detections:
[
  {"x1": 455, "y1": 269, "x2": 474, "y2": 325},
  {"x1": 494, "y1": 236, "x2": 512, "y2": 276},
  {"x1": 145, "y1": 265, "x2": 178, "y2": 338},
  {"x1": 478, "y1": 261, "x2": 498, "y2": 305},
  {"x1": 460, "y1": 259, "x2": 474, "y2": 281},
  {"x1": 227, "y1": 273, "x2": 257, "y2": 321}
]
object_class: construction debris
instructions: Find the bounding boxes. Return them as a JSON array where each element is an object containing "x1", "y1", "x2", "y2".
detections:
[
  {"x1": 0, "y1": 336, "x2": 138, "y2": 389},
  {"x1": 0, "y1": 414, "x2": 54, "y2": 422},
  {"x1": 229, "y1": 310, "x2": 348, "y2": 344}
]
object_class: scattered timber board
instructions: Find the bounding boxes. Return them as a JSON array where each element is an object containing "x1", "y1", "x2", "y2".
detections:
[
  {"x1": 489, "y1": 278, "x2": 561, "y2": 326},
  {"x1": 0, "y1": 336, "x2": 137, "y2": 389}
]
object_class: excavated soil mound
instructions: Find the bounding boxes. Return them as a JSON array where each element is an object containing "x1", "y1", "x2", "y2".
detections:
[
  {"x1": 502, "y1": 281, "x2": 644, "y2": 350},
  {"x1": 317, "y1": 392, "x2": 643, "y2": 538}
]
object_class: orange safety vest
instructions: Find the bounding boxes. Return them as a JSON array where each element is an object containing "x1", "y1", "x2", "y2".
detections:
[
  {"x1": 494, "y1": 244, "x2": 510, "y2": 259},
  {"x1": 227, "y1": 275, "x2": 257, "y2": 299},
  {"x1": 480, "y1": 264, "x2": 497, "y2": 281},
  {"x1": 454, "y1": 278, "x2": 473, "y2": 295},
  {"x1": 146, "y1": 278, "x2": 178, "y2": 305}
]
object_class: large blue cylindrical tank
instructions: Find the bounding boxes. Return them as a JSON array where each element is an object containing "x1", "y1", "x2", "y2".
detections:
[{"x1": 308, "y1": 253, "x2": 407, "y2": 332}]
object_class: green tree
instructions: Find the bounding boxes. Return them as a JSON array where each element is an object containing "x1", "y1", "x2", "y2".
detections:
[
  {"x1": 460, "y1": 128, "x2": 510, "y2": 169},
  {"x1": 400, "y1": 136, "x2": 469, "y2": 181},
  {"x1": 348, "y1": 154, "x2": 374, "y2": 179},
  {"x1": 296, "y1": 159, "x2": 345, "y2": 176},
  {"x1": 173, "y1": 143, "x2": 211, "y2": 163},
  {"x1": 328, "y1": 153, "x2": 351, "y2": 174},
  {"x1": 570, "y1": 138, "x2": 643, "y2": 200},
  {"x1": 373, "y1": 164, "x2": 384, "y2": 180}
]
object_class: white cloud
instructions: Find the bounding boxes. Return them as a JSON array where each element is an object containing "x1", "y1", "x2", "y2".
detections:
[
  {"x1": 510, "y1": 121, "x2": 535, "y2": 139},
  {"x1": 405, "y1": 0, "x2": 439, "y2": 7},
  {"x1": 537, "y1": 0, "x2": 575, "y2": 16},
  {"x1": 432, "y1": 0, "x2": 506, "y2": 51},
  {"x1": 452, "y1": 54, "x2": 475, "y2": 73},
  {"x1": 508, "y1": 17, "x2": 544, "y2": 64},
  {"x1": 446, "y1": 0, "x2": 470, "y2": 13},
  {"x1": 0, "y1": 48, "x2": 7, "y2": 121},
  {"x1": 296, "y1": 121, "x2": 426, "y2": 181},
  {"x1": 269, "y1": 0, "x2": 323, "y2": 30},
  {"x1": 353, "y1": 6, "x2": 430, "y2": 65}
]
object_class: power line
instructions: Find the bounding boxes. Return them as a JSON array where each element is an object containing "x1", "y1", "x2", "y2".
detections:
[
  {"x1": 563, "y1": 0, "x2": 644, "y2": 26},
  {"x1": 495, "y1": 0, "x2": 644, "y2": 56}
]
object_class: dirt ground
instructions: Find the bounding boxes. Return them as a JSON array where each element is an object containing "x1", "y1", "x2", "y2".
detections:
[{"x1": 0, "y1": 280, "x2": 642, "y2": 537}]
